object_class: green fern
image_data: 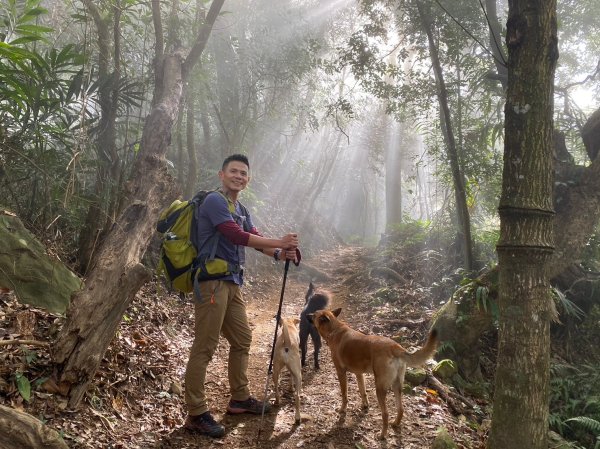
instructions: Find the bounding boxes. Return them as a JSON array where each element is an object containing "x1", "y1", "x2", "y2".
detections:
[
  {"x1": 566, "y1": 417, "x2": 600, "y2": 435},
  {"x1": 436, "y1": 340, "x2": 456, "y2": 355},
  {"x1": 550, "y1": 363, "x2": 600, "y2": 448},
  {"x1": 552, "y1": 287, "x2": 586, "y2": 321}
]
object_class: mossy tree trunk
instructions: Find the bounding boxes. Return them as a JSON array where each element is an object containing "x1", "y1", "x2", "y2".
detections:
[{"x1": 488, "y1": 1, "x2": 558, "y2": 448}]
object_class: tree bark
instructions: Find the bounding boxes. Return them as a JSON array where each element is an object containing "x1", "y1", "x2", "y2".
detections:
[
  {"x1": 488, "y1": 1, "x2": 558, "y2": 448},
  {"x1": 52, "y1": 0, "x2": 226, "y2": 408}
]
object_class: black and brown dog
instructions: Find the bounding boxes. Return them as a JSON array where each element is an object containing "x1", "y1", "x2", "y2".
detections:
[
  {"x1": 299, "y1": 282, "x2": 330, "y2": 370},
  {"x1": 308, "y1": 308, "x2": 438, "y2": 439}
]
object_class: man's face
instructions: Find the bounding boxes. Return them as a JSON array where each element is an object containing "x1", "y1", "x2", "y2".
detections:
[{"x1": 219, "y1": 160, "x2": 250, "y2": 193}]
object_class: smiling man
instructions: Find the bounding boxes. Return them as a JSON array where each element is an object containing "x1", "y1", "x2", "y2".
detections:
[{"x1": 184, "y1": 154, "x2": 300, "y2": 438}]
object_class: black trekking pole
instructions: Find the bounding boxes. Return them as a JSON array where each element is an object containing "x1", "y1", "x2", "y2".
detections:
[{"x1": 257, "y1": 258, "x2": 291, "y2": 441}]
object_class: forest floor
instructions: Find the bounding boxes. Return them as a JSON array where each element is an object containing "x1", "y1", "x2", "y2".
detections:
[{"x1": 1, "y1": 245, "x2": 487, "y2": 448}]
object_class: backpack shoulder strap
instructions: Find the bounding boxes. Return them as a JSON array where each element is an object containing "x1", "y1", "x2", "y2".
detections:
[{"x1": 237, "y1": 201, "x2": 252, "y2": 232}]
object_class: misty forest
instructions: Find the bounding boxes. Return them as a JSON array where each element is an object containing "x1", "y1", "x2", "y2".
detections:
[{"x1": 1, "y1": 0, "x2": 600, "y2": 448}]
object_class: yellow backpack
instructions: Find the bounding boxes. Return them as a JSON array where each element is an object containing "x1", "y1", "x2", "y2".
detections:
[{"x1": 156, "y1": 190, "x2": 249, "y2": 293}]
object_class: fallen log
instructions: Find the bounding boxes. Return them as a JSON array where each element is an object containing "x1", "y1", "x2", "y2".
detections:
[
  {"x1": 426, "y1": 373, "x2": 479, "y2": 421},
  {"x1": 0, "y1": 405, "x2": 68, "y2": 449}
]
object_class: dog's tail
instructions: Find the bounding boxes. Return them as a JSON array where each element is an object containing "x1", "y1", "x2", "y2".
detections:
[
  {"x1": 306, "y1": 291, "x2": 331, "y2": 312},
  {"x1": 399, "y1": 328, "x2": 438, "y2": 367}
]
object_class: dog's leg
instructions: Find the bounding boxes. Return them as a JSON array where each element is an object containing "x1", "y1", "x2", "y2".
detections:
[
  {"x1": 273, "y1": 361, "x2": 282, "y2": 406},
  {"x1": 375, "y1": 385, "x2": 389, "y2": 440},
  {"x1": 299, "y1": 327, "x2": 308, "y2": 367},
  {"x1": 312, "y1": 330, "x2": 322, "y2": 370},
  {"x1": 335, "y1": 365, "x2": 348, "y2": 413},
  {"x1": 391, "y1": 367, "x2": 406, "y2": 428},
  {"x1": 391, "y1": 377, "x2": 404, "y2": 428},
  {"x1": 356, "y1": 373, "x2": 369, "y2": 409},
  {"x1": 291, "y1": 368, "x2": 302, "y2": 424}
]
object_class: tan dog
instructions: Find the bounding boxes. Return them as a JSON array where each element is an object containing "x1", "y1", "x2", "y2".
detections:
[
  {"x1": 308, "y1": 308, "x2": 438, "y2": 439},
  {"x1": 272, "y1": 317, "x2": 302, "y2": 424}
]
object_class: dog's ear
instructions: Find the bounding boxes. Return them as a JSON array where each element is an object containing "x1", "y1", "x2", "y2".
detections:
[
  {"x1": 306, "y1": 313, "x2": 315, "y2": 324},
  {"x1": 332, "y1": 308, "x2": 342, "y2": 317},
  {"x1": 318, "y1": 314, "x2": 330, "y2": 324},
  {"x1": 306, "y1": 282, "x2": 315, "y2": 302}
]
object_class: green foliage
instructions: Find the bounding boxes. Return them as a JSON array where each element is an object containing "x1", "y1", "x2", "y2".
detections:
[
  {"x1": 581, "y1": 231, "x2": 600, "y2": 272},
  {"x1": 550, "y1": 363, "x2": 600, "y2": 448},
  {"x1": 454, "y1": 275, "x2": 498, "y2": 325},
  {"x1": 436, "y1": 340, "x2": 456, "y2": 355},
  {"x1": 567, "y1": 417, "x2": 600, "y2": 436},
  {"x1": 471, "y1": 227, "x2": 499, "y2": 265},
  {"x1": 552, "y1": 287, "x2": 586, "y2": 322},
  {"x1": 21, "y1": 346, "x2": 37, "y2": 364},
  {"x1": 384, "y1": 218, "x2": 430, "y2": 251},
  {"x1": 474, "y1": 284, "x2": 497, "y2": 318},
  {"x1": 1, "y1": 0, "x2": 51, "y2": 45},
  {"x1": 14, "y1": 371, "x2": 31, "y2": 402},
  {"x1": 0, "y1": 0, "x2": 95, "y2": 238}
]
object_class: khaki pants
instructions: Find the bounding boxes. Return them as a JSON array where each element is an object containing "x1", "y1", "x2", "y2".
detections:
[{"x1": 185, "y1": 280, "x2": 252, "y2": 416}]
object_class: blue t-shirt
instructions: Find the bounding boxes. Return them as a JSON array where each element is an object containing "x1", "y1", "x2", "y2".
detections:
[{"x1": 195, "y1": 192, "x2": 254, "y2": 285}]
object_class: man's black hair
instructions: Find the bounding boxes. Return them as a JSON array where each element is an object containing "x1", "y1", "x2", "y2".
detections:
[{"x1": 222, "y1": 154, "x2": 249, "y2": 170}]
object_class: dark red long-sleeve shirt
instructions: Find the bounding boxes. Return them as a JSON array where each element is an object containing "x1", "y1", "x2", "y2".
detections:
[{"x1": 216, "y1": 221, "x2": 261, "y2": 246}]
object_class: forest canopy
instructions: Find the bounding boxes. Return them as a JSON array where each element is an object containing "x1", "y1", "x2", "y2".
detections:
[{"x1": 1, "y1": 0, "x2": 600, "y2": 448}]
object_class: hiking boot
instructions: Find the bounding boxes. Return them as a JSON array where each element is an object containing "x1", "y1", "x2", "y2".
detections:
[
  {"x1": 227, "y1": 396, "x2": 272, "y2": 415},
  {"x1": 185, "y1": 411, "x2": 225, "y2": 438}
]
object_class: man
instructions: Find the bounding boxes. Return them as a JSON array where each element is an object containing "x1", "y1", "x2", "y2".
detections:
[{"x1": 184, "y1": 154, "x2": 300, "y2": 438}]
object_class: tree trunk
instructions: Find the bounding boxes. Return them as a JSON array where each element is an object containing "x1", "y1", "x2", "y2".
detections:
[
  {"x1": 213, "y1": 23, "x2": 240, "y2": 154},
  {"x1": 52, "y1": 0, "x2": 225, "y2": 408},
  {"x1": 77, "y1": 0, "x2": 123, "y2": 273},
  {"x1": 488, "y1": 1, "x2": 558, "y2": 448},
  {"x1": 432, "y1": 110, "x2": 600, "y2": 380},
  {"x1": 416, "y1": 0, "x2": 474, "y2": 272},
  {"x1": 385, "y1": 116, "x2": 403, "y2": 228},
  {"x1": 486, "y1": 0, "x2": 508, "y2": 90},
  {"x1": 185, "y1": 89, "x2": 198, "y2": 197},
  {"x1": 176, "y1": 98, "x2": 185, "y2": 189}
]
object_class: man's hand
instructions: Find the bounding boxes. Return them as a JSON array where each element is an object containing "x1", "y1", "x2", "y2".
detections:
[
  {"x1": 283, "y1": 247, "x2": 301, "y2": 265},
  {"x1": 282, "y1": 247, "x2": 301, "y2": 263},
  {"x1": 280, "y1": 233, "x2": 299, "y2": 250}
]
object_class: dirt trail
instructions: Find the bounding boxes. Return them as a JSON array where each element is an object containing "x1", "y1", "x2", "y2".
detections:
[
  {"x1": 0, "y1": 246, "x2": 480, "y2": 449},
  {"x1": 164, "y1": 246, "x2": 478, "y2": 449}
]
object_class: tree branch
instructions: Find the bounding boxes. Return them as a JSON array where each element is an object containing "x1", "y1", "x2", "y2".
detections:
[
  {"x1": 182, "y1": 0, "x2": 226, "y2": 80},
  {"x1": 0, "y1": 339, "x2": 49, "y2": 347}
]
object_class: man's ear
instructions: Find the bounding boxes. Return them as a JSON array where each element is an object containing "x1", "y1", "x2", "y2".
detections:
[{"x1": 332, "y1": 308, "x2": 342, "y2": 317}]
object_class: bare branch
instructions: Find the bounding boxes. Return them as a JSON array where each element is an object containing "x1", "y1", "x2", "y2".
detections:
[
  {"x1": 182, "y1": 0, "x2": 226, "y2": 80},
  {"x1": 0, "y1": 339, "x2": 49, "y2": 347}
]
